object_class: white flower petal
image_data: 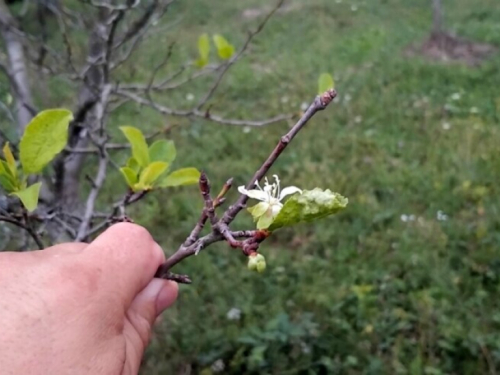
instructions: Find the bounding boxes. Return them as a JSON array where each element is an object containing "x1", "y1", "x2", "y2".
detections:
[
  {"x1": 271, "y1": 202, "x2": 283, "y2": 217},
  {"x1": 238, "y1": 186, "x2": 269, "y2": 201},
  {"x1": 279, "y1": 186, "x2": 302, "y2": 201}
]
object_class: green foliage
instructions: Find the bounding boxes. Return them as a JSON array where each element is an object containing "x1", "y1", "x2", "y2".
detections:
[
  {"x1": 19, "y1": 109, "x2": 73, "y2": 174},
  {"x1": 120, "y1": 126, "x2": 150, "y2": 167},
  {"x1": 11, "y1": 182, "x2": 41, "y2": 212},
  {"x1": 137, "y1": 161, "x2": 169, "y2": 190},
  {"x1": 2, "y1": 143, "x2": 16, "y2": 177},
  {"x1": 159, "y1": 167, "x2": 200, "y2": 187},
  {"x1": 269, "y1": 188, "x2": 348, "y2": 231},
  {"x1": 119, "y1": 126, "x2": 199, "y2": 191},
  {"x1": 149, "y1": 140, "x2": 176, "y2": 164},
  {"x1": 119, "y1": 167, "x2": 138, "y2": 187},
  {"x1": 195, "y1": 33, "x2": 211, "y2": 68},
  {"x1": 213, "y1": 34, "x2": 235, "y2": 60},
  {"x1": 318, "y1": 72, "x2": 335, "y2": 94}
]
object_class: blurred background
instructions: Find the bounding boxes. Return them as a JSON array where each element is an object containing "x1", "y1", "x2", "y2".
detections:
[{"x1": 1, "y1": 0, "x2": 500, "y2": 374}]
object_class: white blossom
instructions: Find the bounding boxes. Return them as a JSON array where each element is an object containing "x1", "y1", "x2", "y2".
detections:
[{"x1": 238, "y1": 175, "x2": 302, "y2": 229}]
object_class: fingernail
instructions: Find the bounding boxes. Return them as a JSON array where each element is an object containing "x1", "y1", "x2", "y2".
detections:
[{"x1": 155, "y1": 280, "x2": 179, "y2": 314}]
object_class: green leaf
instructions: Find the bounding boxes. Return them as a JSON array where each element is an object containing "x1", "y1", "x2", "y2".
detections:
[
  {"x1": 120, "y1": 167, "x2": 138, "y2": 188},
  {"x1": 159, "y1": 167, "x2": 200, "y2": 187},
  {"x1": 195, "y1": 33, "x2": 210, "y2": 68},
  {"x1": 136, "y1": 161, "x2": 169, "y2": 190},
  {"x1": 268, "y1": 188, "x2": 348, "y2": 231},
  {"x1": 318, "y1": 73, "x2": 335, "y2": 94},
  {"x1": 148, "y1": 140, "x2": 176, "y2": 164},
  {"x1": 126, "y1": 157, "x2": 140, "y2": 174},
  {"x1": 0, "y1": 160, "x2": 17, "y2": 192},
  {"x1": 120, "y1": 126, "x2": 150, "y2": 167},
  {"x1": 213, "y1": 34, "x2": 235, "y2": 60},
  {"x1": 0, "y1": 173, "x2": 16, "y2": 192},
  {"x1": 11, "y1": 182, "x2": 41, "y2": 212},
  {"x1": 2, "y1": 142, "x2": 16, "y2": 177},
  {"x1": 19, "y1": 109, "x2": 73, "y2": 174}
]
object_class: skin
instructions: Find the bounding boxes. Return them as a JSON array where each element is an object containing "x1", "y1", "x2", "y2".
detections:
[{"x1": 0, "y1": 222, "x2": 178, "y2": 375}]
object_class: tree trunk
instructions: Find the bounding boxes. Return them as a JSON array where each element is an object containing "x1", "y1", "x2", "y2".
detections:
[
  {"x1": 0, "y1": 0, "x2": 35, "y2": 135},
  {"x1": 432, "y1": 0, "x2": 443, "y2": 35}
]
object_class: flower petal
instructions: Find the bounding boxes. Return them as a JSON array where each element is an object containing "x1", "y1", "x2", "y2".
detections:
[
  {"x1": 247, "y1": 202, "x2": 269, "y2": 220},
  {"x1": 271, "y1": 202, "x2": 283, "y2": 217},
  {"x1": 279, "y1": 186, "x2": 302, "y2": 201},
  {"x1": 238, "y1": 186, "x2": 268, "y2": 201}
]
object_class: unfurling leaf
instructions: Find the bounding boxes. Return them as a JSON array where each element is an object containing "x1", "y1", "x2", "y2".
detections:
[
  {"x1": 268, "y1": 188, "x2": 348, "y2": 231},
  {"x1": 0, "y1": 161, "x2": 17, "y2": 192},
  {"x1": 11, "y1": 182, "x2": 41, "y2": 212},
  {"x1": 120, "y1": 167, "x2": 138, "y2": 188},
  {"x1": 149, "y1": 140, "x2": 176, "y2": 164},
  {"x1": 2, "y1": 142, "x2": 16, "y2": 177},
  {"x1": 19, "y1": 109, "x2": 73, "y2": 174},
  {"x1": 318, "y1": 73, "x2": 335, "y2": 95},
  {"x1": 126, "y1": 157, "x2": 141, "y2": 174},
  {"x1": 120, "y1": 126, "x2": 150, "y2": 167},
  {"x1": 213, "y1": 34, "x2": 235, "y2": 60},
  {"x1": 195, "y1": 33, "x2": 210, "y2": 68},
  {"x1": 136, "y1": 161, "x2": 169, "y2": 190},
  {"x1": 159, "y1": 167, "x2": 200, "y2": 187}
]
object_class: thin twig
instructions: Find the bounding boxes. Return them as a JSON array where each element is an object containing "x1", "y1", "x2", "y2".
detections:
[
  {"x1": 155, "y1": 89, "x2": 337, "y2": 281},
  {"x1": 0, "y1": 215, "x2": 43, "y2": 249}
]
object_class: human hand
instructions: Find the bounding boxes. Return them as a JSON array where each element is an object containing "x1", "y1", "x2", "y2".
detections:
[{"x1": 0, "y1": 223, "x2": 178, "y2": 375}]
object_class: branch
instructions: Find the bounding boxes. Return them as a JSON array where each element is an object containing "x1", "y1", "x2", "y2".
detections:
[
  {"x1": 195, "y1": 0, "x2": 285, "y2": 110},
  {"x1": 0, "y1": 215, "x2": 44, "y2": 249},
  {"x1": 115, "y1": 88, "x2": 291, "y2": 126},
  {"x1": 154, "y1": 89, "x2": 337, "y2": 282}
]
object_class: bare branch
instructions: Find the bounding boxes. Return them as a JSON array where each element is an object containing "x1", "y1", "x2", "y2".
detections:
[
  {"x1": 195, "y1": 0, "x2": 285, "y2": 110},
  {"x1": 115, "y1": 88, "x2": 291, "y2": 126},
  {"x1": 154, "y1": 89, "x2": 337, "y2": 281},
  {"x1": 0, "y1": 215, "x2": 44, "y2": 249}
]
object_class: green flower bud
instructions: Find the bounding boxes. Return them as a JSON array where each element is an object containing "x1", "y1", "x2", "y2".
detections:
[{"x1": 247, "y1": 253, "x2": 266, "y2": 273}]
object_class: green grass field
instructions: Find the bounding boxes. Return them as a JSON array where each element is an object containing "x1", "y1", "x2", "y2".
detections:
[
  {"x1": 123, "y1": 0, "x2": 500, "y2": 373},
  {"x1": 4, "y1": 0, "x2": 500, "y2": 373}
]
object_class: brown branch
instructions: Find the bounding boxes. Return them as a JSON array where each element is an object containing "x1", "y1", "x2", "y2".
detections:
[
  {"x1": 115, "y1": 88, "x2": 291, "y2": 126},
  {"x1": 154, "y1": 89, "x2": 337, "y2": 282},
  {"x1": 0, "y1": 215, "x2": 43, "y2": 249}
]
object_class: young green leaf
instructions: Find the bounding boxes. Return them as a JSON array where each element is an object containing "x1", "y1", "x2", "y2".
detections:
[
  {"x1": 2, "y1": 142, "x2": 16, "y2": 177},
  {"x1": 149, "y1": 140, "x2": 176, "y2": 164},
  {"x1": 19, "y1": 109, "x2": 73, "y2": 174},
  {"x1": 0, "y1": 158, "x2": 19, "y2": 192},
  {"x1": 195, "y1": 33, "x2": 210, "y2": 68},
  {"x1": 120, "y1": 126, "x2": 150, "y2": 167},
  {"x1": 318, "y1": 73, "x2": 335, "y2": 94},
  {"x1": 0, "y1": 171, "x2": 16, "y2": 192},
  {"x1": 268, "y1": 188, "x2": 348, "y2": 231},
  {"x1": 119, "y1": 167, "x2": 138, "y2": 188},
  {"x1": 126, "y1": 157, "x2": 141, "y2": 174},
  {"x1": 159, "y1": 167, "x2": 200, "y2": 187},
  {"x1": 213, "y1": 34, "x2": 235, "y2": 60},
  {"x1": 11, "y1": 182, "x2": 42, "y2": 212},
  {"x1": 137, "y1": 161, "x2": 169, "y2": 189}
]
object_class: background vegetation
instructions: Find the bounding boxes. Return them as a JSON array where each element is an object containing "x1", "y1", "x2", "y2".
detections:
[{"x1": 2, "y1": 0, "x2": 500, "y2": 373}]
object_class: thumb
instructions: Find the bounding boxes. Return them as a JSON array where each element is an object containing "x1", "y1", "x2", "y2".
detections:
[{"x1": 123, "y1": 278, "x2": 178, "y2": 373}]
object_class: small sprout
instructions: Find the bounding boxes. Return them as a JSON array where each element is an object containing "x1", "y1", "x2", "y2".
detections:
[{"x1": 247, "y1": 252, "x2": 266, "y2": 273}]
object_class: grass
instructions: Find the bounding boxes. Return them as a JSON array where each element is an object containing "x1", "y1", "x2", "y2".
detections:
[
  {"x1": 119, "y1": 0, "x2": 500, "y2": 373},
  {"x1": 4, "y1": 0, "x2": 500, "y2": 373}
]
